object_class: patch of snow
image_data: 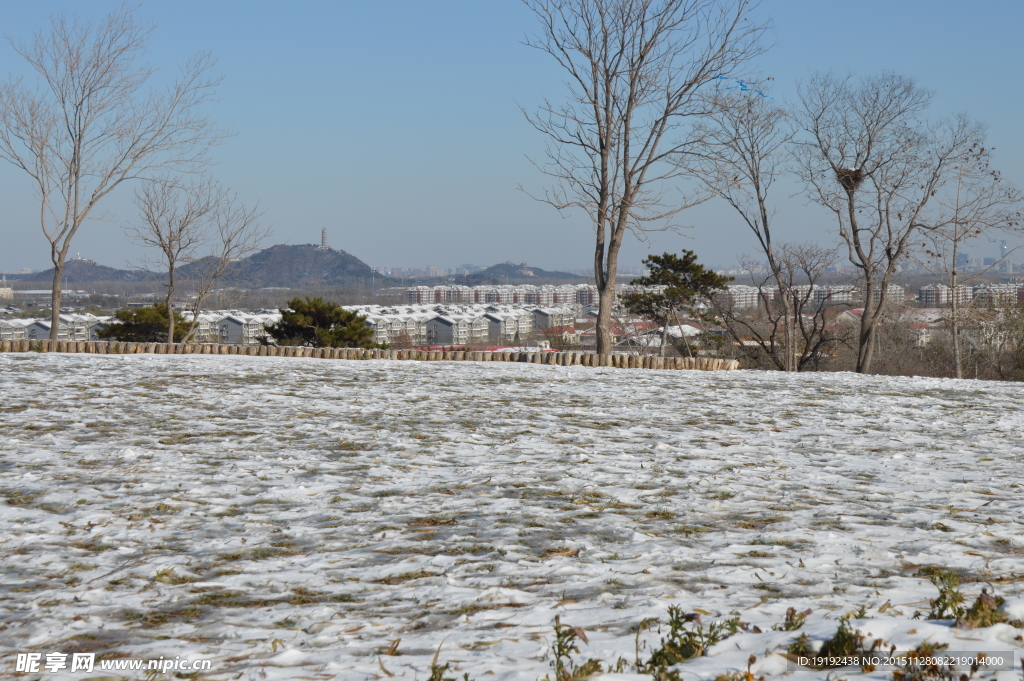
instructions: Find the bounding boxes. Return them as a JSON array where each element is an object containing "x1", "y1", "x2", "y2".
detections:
[{"x1": 0, "y1": 353, "x2": 1022, "y2": 680}]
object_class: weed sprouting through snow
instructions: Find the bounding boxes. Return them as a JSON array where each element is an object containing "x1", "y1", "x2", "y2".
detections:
[
  {"x1": 773, "y1": 607, "x2": 810, "y2": 632},
  {"x1": 712, "y1": 655, "x2": 765, "y2": 681},
  {"x1": 926, "y1": 572, "x2": 966, "y2": 620},
  {"x1": 924, "y1": 573, "x2": 1009, "y2": 628},
  {"x1": 787, "y1": 616, "x2": 885, "y2": 671},
  {"x1": 817, "y1": 617, "x2": 879, "y2": 661},
  {"x1": 890, "y1": 642, "x2": 964, "y2": 681},
  {"x1": 960, "y1": 589, "x2": 1007, "y2": 628},
  {"x1": 787, "y1": 632, "x2": 814, "y2": 658},
  {"x1": 540, "y1": 615, "x2": 619, "y2": 680},
  {"x1": 635, "y1": 607, "x2": 745, "y2": 678}
]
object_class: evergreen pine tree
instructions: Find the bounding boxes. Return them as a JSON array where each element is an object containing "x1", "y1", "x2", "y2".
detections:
[
  {"x1": 97, "y1": 303, "x2": 189, "y2": 343},
  {"x1": 623, "y1": 251, "x2": 732, "y2": 356},
  {"x1": 266, "y1": 297, "x2": 380, "y2": 348}
]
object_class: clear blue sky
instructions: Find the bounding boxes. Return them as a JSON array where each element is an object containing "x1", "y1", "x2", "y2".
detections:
[{"x1": 1, "y1": 1, "x2": 1021, "y2": 274}]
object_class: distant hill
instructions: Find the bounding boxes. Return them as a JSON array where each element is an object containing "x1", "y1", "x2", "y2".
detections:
[
  {"x1": 14, "y1": 244, "x2": 377, "y2": 288},
  {"x1": 12, "y1": 251, "x2": 584, "y2": 289},
  {"x1": 212, "y1": 244, "x2": 375, "y2": 288},
  {"x1": 461, "y1": 262, "x2": 586, "y2": 285},
  {"x1": 15, "y1": 258, "x2": 148, "y2": 283}
]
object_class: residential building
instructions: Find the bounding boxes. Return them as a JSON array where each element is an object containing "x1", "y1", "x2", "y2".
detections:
[
  {"x1": 916, "y1": 284, "x2": 1018, "y2": 306},
  {"x1": 185, "y1": 313, "x2": 224, "y2": 343},
  {"x1": 23, "y1": 314, "x2": 108, "y2": 341},
  {"x1": 918, "y1": 284, "x2": 963, "y2": 306},
  {"x1": 217, "y1": 313, "x2": 281, "y2": 345},
  {"x1": 532, "y1": 307, "x2": 574, "y2": 332},
  {"x1": 0, "y1": 319, "x2": 30, "y2": 341},
  {"x1": 811, "y1": 286, "x2": 855, "y2": 304},
  {"x1": 425, "y1": 315, "x2": 472, "y2": 345},
  {"x1": 872, "y1": 284, "x2": 905, "y2": 304},
  {"x1": 405, "y1": 283, "x2": 668, "y2": 309},
  {"x1": 972, "y1": 283, "x2": 1018, "y2": 304},
  {"x1": 484, "y1": 308, "x2": 533, "y2": 343},
  {"x1": 714, "y1": 285, "x2": 761, "y2": 310},
  {"x1": 349, "y1": 303, "x2": 573, "y2": 346},
  {"x1": 539, "y1": 325, "x2": 580, "y2": 346},
  {"x1": 615, "y1": 324, "x2": 701, "y2": 351}
]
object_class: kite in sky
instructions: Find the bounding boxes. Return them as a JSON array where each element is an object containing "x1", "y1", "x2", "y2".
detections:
[{"x1": 714, "y1": 76, "x2": 773, "y2": 99}]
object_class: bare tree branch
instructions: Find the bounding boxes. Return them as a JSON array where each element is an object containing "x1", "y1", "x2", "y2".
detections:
[
  {"x1": 0, "y1": 5, "x2": 225, "y2": 339},
  {"x1": 178, "y1": 191, "x2": 269, "y2": 344},
  {"x1": 696, "y1": 90, "x2": 806, "y2": 367},
  {"x1": 714, "y1": 244, "x2": 848, "y2": 370},
  {"x1": 124, "y1": 177, "x2": 220, "y2": 343},
  {"x1": 794, "y1": 72, "x2": 983, "y2": 373},
  {"x1": 522, "y1": 0, "x2": 767, "y2": 354},
  {"x1": 914, "y1": 140, "x2": 1023, "y2": 378}
]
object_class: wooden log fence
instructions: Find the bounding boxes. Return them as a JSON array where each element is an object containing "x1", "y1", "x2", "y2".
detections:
[{"x1": 0, "y1": 339, "x2": 740, "y2": 371}]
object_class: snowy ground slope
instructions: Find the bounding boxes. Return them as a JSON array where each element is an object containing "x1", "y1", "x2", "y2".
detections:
[{"x1": 1, "y1": 353, "x2": 1023, "y2": 681}]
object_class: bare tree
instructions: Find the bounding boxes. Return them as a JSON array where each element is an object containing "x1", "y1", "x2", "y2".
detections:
[
  {"x1": 868, "y1": 305, "x2": 947, "y2": 378},
  {"x1": 917, "y1": 143, "x2": 1021, "y2": 378},
  {"x1": 967, "y1": 299, "x2": 1024, "y2": 381},
  {"x1": 697, "y1": 91, "x2": 805, "y2": 368},
  {"x1": 795, "y1": 73, "x2": 984, "y2": 373},
  {"x1": 0, "y1": 6, "x2": 222, "y2": 340},
  {"x1": 715, "y1": 243, "x2": 847, "y2": 370},
  {"x1": 124, "y1": 179, "x2": 220, "y2": 343},
  {"x1": 178, "y1": 193, "x2": 268, "y2": 344},
  {"x1": 522, "y1": 0, "x2": 766, "y2": 354}
]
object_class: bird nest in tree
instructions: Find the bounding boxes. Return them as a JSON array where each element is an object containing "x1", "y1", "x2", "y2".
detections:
[{"x1": 836, "y1": 167, "x2": 864, "y2": 191}]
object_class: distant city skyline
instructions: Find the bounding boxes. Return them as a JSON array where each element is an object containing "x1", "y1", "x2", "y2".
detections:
[{"x1": 0, "y1": 1, "x2": 1022, "y2": 274}]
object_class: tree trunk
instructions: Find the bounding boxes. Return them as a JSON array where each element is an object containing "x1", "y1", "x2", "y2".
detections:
[
  {"x1": 596, "y1": 278, "x2": 616, "y2": 355},
  {"x1": 856, "y1": 279, "x2": 876, "y2": 374},
  {"x1": 951, "y1": 278, "x2": 962, "y2": 380},
  {"x1": 857, "y1": 318, "x2": 875, "y2": 373},
  {"x1": 49, "y1": 258, "x2": 65, "y2": 341},
  {"x1": 595, "y1": 209, "x2": 627, "y2": 356},
  {"x1": 660, "y1": 311, "x2": 670, "y2": 358},
  {"x1": 952, "y1": 309, "x2": 962, "y2": 379},
  {"x1": 166, "y1": 263, "x2": 176, "y2": 344},
  {"x1": 950, "y1": 238, "x2": 962, "y2": 379},
  {"x1": 781, "y1": 292, "x2": 795, "y2": 372},
  {"x1": 673, "y1": 310, "x2": 693, "y2": 359},
  {"x1": 762, "y1": 226, "x2": 794, "y2": 372}
]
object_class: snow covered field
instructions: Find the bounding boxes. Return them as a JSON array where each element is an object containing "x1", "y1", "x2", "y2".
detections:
[{"x1": 2, "y1": 353, "x2": 1023, "y2": 680}]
